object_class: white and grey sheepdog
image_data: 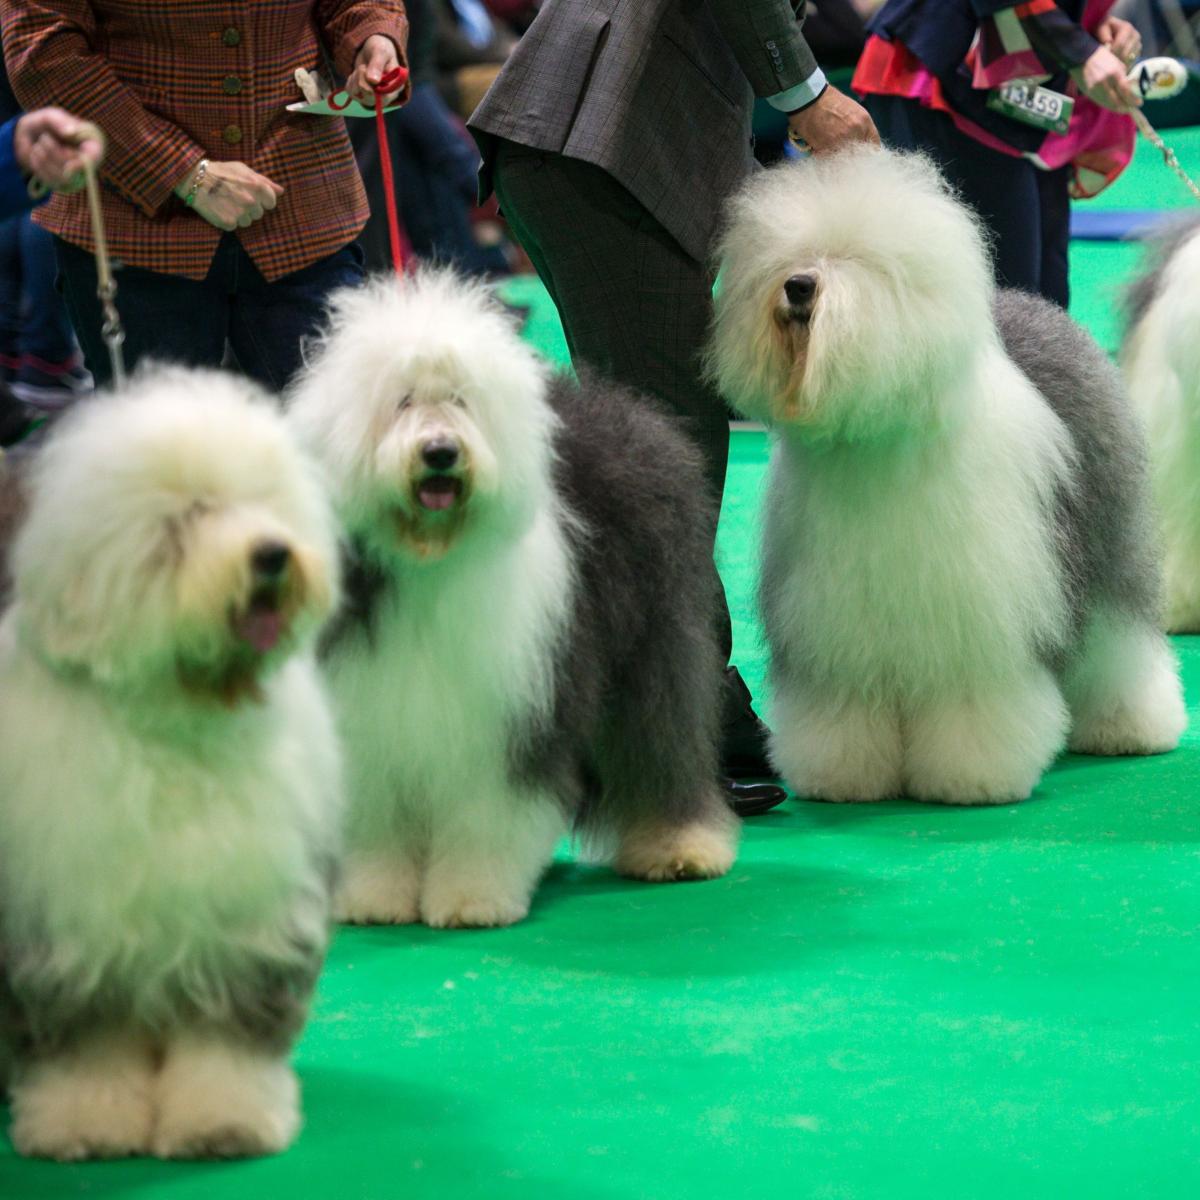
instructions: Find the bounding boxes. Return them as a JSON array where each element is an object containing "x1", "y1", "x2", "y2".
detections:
[
  {"x1": 1122, "y1": 213, "x2": 1200, "y2": 632},
  {"x1": 708, "y1": 148, "x2": 1185, "y2": 806},
  {"x1": 0, "y1": 369, "x2": 342, "y2": 1160},
  {"x1": 288, "y1": 269, "x2": 737, "y2": 930}
]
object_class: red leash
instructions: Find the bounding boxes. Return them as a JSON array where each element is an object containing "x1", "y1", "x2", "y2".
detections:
[{"x1": 329, "y1": 66, "x2": 410, "y2": 276}]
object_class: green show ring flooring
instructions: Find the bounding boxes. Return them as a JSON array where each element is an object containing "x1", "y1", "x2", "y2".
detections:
[{"x1": 5, "y1": 131, "x2": 1200, "y2": 1198}]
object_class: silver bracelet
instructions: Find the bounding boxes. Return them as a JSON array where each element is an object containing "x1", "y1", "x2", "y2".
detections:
[{"x1": 184, "y1": 158, "x2": 209, "y2": 208}]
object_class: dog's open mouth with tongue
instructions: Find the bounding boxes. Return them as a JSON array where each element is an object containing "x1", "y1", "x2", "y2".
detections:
[
  {"x1": 415, "y1": 474, "x2": 464, "y2": 512},
  {"x1": 234, "y1": 585, "x2": 287, "y2": 654}
]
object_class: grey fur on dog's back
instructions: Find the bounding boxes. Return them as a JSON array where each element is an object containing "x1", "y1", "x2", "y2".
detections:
[
  {"x1": 1122, "y1": 214, "x2": 1200, "y2": 342},
  {"x1": 512, "y1": 368, "x2": 725, "y2": 830},
  {"x1": 995, "y1": 289, "x2": 1161, "y2": 641}
]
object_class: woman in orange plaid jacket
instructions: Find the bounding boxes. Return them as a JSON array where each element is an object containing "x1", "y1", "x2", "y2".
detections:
[{"x1": 0, "y1": 1, "x2": 409, "y2": 390}]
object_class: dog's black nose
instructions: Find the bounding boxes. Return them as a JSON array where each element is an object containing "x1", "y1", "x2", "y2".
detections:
[
  {"x1": 251, "y1": 541, "x2": 291, "y2": 579},
  {"x1": 422, "y1": 438, "x2": 459, "y2": 472},
  {"x1": 784, "y1": 274, "x2": 818, "y2": 307}
]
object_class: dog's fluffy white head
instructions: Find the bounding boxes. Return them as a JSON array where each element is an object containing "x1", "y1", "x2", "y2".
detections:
[
  {"x1": 708, "y1": 148, "x2": 997, "y2": 442},
  {"x1": 288, "y1": 268, "x2": 557, "y2": 565},
  {"x1": 12, "y1": 368, "x2": 339, "y2": 701}
]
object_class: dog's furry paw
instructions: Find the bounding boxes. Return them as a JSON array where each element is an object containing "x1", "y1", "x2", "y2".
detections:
[
  {"x1": 905, "y1": 775, "x2": 1036, "y2": 806},
  {"x1": 421, "y1": 890, "x2": 531, "y2": 929},
  {"x1": 769, "y1": 693, "x2": 904, "y2": 803},
  {"x1": 153, "y1": 1039, "x2": 300, "y2": 1160},
  {"x1": 1068, "y1": 674, "x2": 1186, "y2": 757},
  {"x1": 615, "y1": 820, "x2": 737, "y2": 882},
  {"x1": 1068, "y1": 707, "x2": 1186, "y2": 756},
  {"x1": 335, "y1": 855, "x2": 421, "y2": 925},
  {"x1": 782, "y1": 772, "x2": 898, "y2": 804},
  {"x1": 10, "y1": 1042, "x2": 155, "y2": 1161}
]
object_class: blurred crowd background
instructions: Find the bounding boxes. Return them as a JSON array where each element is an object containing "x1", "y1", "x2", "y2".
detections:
[{"x1": 2, "y1": 0, "x2": 1198, "y2": 444}]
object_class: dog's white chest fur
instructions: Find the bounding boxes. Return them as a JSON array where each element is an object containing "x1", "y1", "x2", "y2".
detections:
[
  {"x1": 0, "y1": 626, "x2": 339, "y2": 1016},
  {"x1": 768, "y1": 351, "x2": 1074, "y2": 697},
  {"x1": 330, "y1": 509, "x2": 574, "y2": 844}
]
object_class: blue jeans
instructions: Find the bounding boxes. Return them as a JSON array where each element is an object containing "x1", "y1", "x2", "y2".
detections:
[
  {"x1": 867, "y1": 94, "x2": 1071, "y2": 308},
  {"x1": 55, "y1": 234, "x2": 365, "y2": 392},
  {"x1": 0, "y1": 213, "x2": 77, "y2": 368}
]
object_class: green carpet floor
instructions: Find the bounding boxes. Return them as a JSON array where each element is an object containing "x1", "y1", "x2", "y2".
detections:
[{"x1": 5, "y1": 137, "x2": 1200, "y2": 1199}]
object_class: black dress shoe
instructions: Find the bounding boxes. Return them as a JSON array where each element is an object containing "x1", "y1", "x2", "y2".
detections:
[
  {"x1": 723, "y1": 777, "x2": 788, "y2": 817},
  {"x1": 721, "y1": 666, "x2": 776, "y2": 778}
]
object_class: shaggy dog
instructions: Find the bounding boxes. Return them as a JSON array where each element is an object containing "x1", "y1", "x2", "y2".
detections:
[
  {"x1": 0, "y1": 369, "x2": 342, "y2": 1160},
  {"x1": 1122, "y1": 214, "x2": 1200, "y2": 632},
  {"x1": 707, "y1": 148, "x2": 1185, "y2": 806},
  {"x1": 287, "y1": 270, "x2": 737, "y2": 929}
]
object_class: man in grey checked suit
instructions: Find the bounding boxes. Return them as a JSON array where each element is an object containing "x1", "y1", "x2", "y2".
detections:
[{"x1": 470, "y1": 0, "x2": 877, "y2": 815}]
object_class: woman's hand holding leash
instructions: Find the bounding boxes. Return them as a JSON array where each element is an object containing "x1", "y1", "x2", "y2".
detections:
[
  {"x1": 346, "y1": 34, "x2": 409, "y2": 107},
  {"x1": 1097, "y1": 16, "x2": 1142, "y2": 67},
  {"x1": 1078, "y1": 18, "x2": 1143, "y2": 112},
  {"x1": 1078, "y1": 43, "x2": 1142, "y2": 111},
  {"x1": 14, "y1": 109, "x2": 104, "y2": 195}
]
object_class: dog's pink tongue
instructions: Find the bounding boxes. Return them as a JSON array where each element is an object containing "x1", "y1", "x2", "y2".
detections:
[
  {"x1": 237, "y1": 609, "x2": 283, "y2": 653},
  {"x1": 418, "y1": 478, "x2": 458, "y2": 511}
]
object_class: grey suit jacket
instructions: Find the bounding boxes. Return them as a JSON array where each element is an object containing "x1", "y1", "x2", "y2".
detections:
[{"x1": 468, "y1": 0, "x2": 817, "y2": 262}]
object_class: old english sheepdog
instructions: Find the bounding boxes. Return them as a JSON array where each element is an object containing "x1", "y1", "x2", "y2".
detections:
[
  {"x1": 0, "y1": 369, "x2": 342, "y2": 1160},
  {"x1": 708, "y1": 148, "x2": 1185, "y2": 806},
  {"x1": 287, "y1": 269, "x2": 737, "y2": 929},
  {"x1": 1122, "y1": 214, "x2": 1200, "y2": 632}
]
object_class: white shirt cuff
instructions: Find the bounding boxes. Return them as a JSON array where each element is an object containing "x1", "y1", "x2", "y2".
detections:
[{"x1": 765, "y1": 67, "x2": 828, "y2": 113}]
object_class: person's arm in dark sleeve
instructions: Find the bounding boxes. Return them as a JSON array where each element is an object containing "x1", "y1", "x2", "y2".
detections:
[
  {"x1": 709, "y1": 0, "x2": 827, "y2": 110},
  {"x1": 972, "y1": 0, "x2": 1100, "y2": 71},
  {"x1": 0, "y1": 115, "x2": 37, "y2": 220}
]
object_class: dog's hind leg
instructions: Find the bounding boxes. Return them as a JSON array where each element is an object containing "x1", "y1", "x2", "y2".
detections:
[
  {"x1": 770, "y1": 683, "x2": 903, "y2": 803},
  {"x1": 604, "y1": 713, "x2": 738, "y2": 883},
  {"x1": 420, "y1": 787, "x2": 566, "y2": 928},
  {"x1": 613, "y1": 803, "x2": 738, "y2": 882},
  {"x1": 1065, "y1": 608, "x2": 1186, "y2": 756},
  {"x1": 10, "y1": 1031, "x2": 156, "y2": 1161},
  {"x1": 904, "y1": 666, "x2": 1069, "y2": 805},
  {"x1": 599, "y1": 630, "x2": 737, "y2": 881}
]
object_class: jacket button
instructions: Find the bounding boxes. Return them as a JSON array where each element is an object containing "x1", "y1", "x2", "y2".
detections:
[
  {"x1": 222, "y1": 26, "x2": 241, "y2": 47},
  {"x1": 223, "y1": 76, "x2": 242, "y2": 95},
  {"x1": 223, "y1": 124, "x2": 243, "y2": 144}
]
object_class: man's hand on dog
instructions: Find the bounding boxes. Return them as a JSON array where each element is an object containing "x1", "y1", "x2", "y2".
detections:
[{"x1": 788, "y1": 86, "x2": 881, "y2": 156}]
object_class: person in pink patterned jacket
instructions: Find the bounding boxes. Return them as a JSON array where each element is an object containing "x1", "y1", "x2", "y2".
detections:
[{"x1": 854, "y1": 0, "x2": 1143, "y2": 307}]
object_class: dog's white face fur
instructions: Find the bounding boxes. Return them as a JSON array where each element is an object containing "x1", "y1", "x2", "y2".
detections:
[
  {"x1": 11, "y1": 368, "x2": 339, "y2": 702},
  {"x1": 709, "y1": 148, "x2": 998, "y2": 442},
  {"x1": 288, "y1": 270, "x2": 558, "y2": 566}
]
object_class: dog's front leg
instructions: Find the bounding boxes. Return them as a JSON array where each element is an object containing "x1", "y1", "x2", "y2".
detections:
[
  {"x1": 770, "y1": 683, "x2": 904, "y2": 803},
  {"x1": 152, "y1": 1030, "x2": 300, "y2": 1159},
  {"x1": 9, "y1": 1031, "x2": 156, "y2": 1161},
  {"x1": 904, "y1": 667, "x2": 1069, "y2": 805},
  {"x1": 420, "y1": 788, "x2": 565, "y2": 929},
  {"x1": 335, "y1": 847, "x2": 422, "y2": 925}
]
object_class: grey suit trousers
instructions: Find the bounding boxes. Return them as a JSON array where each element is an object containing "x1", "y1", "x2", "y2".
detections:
[{"x1": 494, "y1": 138, "x2": 734, "y2": 658}]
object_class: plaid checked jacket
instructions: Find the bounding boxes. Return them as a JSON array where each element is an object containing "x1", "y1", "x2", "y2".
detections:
[
  {"x1": 0, "y1": 1, "x2": 409, "y2": 281},
  {"x1": 469, "y1": 0, "x2": 816, "y2": 262}
]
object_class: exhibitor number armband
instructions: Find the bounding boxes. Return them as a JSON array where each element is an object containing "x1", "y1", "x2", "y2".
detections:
[{"x1": 986, "y1": 80, "x2": 1074, "y2": 135}]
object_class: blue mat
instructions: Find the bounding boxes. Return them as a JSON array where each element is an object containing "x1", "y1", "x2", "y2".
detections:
[{"x1": 1069, "y1": 209, "x2": 1175, "y2": 241}]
